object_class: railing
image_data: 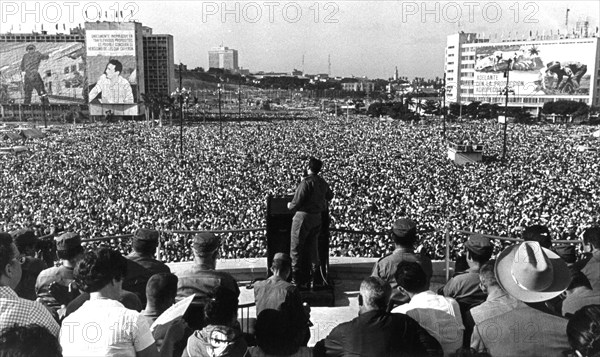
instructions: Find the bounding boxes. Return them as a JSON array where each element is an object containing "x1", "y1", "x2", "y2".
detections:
[
  {"x1": 238, "y1": 301, "x2": 256, "y2": 334},
  {"x1": 82, "y1": 226, "x2": 584, "y2": 284}
]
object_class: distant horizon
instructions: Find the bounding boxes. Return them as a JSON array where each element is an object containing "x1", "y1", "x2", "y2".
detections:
[{"x1": 2, "y1": 1, "x2": 598, "y2": 79}]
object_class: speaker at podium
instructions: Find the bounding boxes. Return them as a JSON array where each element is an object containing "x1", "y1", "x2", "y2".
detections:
[
  {"x1": 265, "y1": 195, "x2": 295, "y2": 273},
  {"x1": 265, "y1": 195, "x2": 330, "y2": 285}
]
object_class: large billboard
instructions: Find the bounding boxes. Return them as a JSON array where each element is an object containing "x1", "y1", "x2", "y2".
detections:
[
  {"x1": 86, "y1": 29, "x2": 138, "y2": 105},
  {"x1": 0, "y1": 42, "x2": 85, "y2": 105},
  {"x1": 473, "y1": 41, "x2": 595, "y2": 97}
]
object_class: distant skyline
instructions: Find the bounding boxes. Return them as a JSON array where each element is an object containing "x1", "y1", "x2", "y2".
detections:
[{"x1": 2, "y1": 1, "x2": 599, "y2": 79}]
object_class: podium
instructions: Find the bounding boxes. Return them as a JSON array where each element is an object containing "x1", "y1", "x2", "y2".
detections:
[
  {"x1": 447, "y1": 142, "x2": 484, "y2": 165},
  {"x1": 265, "y1": 195, "x2": 334, "y2": 306}
]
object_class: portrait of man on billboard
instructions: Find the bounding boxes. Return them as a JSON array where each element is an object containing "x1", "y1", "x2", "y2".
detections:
[
  {"x1": 21, "y1": 44, "x2": 50, "y2": 105},
  {"x1": 88, "y1": 59, "x2": 134, "y2": 103}
]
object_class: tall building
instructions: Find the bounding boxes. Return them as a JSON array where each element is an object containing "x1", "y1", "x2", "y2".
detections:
[
  {"x1": 208, "y1": 46, "x2": 238, "y2": 72},
  {"x1": 142, "y1": 26, "x2": 174, "y2": 97},
  {"x1": 0, "y1": 22, "x2": 175, "y2": 116},
  {"x1": 445, "y1": 32, "x2": 600, "y2": 114}
]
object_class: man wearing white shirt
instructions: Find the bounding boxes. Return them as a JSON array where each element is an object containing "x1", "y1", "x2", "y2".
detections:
[
  {"x1": 88, "y1": 59, "x2": 134, "y2": 104},
  {"x1": 60, "y1": 248, "x2": 182, "y2": 357},
  {"x1": 392, "y1": 261, "x2": 464, "y2": 357}
]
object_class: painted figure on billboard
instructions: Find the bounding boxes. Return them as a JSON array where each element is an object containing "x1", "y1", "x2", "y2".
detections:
[
  {"x1": 544, "y1": 61, "x2": 588, "y2": 93},
  {"x1": 88, "y1": 59, "x2": 134, "y2": 103},
  {"x1": 474, "y1": 43, "x2": 592, "y2": 97},
  {"x1": 21, "y1": 44, "x2": 49, "y2": 105}
]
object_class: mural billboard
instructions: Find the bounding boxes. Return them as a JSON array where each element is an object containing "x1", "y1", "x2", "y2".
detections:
[
  {"x1": 473, "y1": 41, "x2": 595, "y2": 97},
  {"x1": 0, "y1": 42, "x2": 86, "y2": 105},
  {"x1": 85, "y1": 29, "x2": 138, "y2": 104}
]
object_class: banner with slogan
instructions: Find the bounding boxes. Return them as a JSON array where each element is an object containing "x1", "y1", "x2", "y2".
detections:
[
  {"x1": 86, "y1": 30, "x2": 136, "y2": 57},
  {"x1": 473, "y1": 41, "x2": 595, "y2": 97},
  {"x1": 86, "y1": 28, "x2": 138, "y2": 104}
]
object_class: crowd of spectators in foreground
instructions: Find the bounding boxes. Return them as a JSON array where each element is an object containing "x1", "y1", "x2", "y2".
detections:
[
  {"x1": 0, "y1": 217, "x2": 599, "y2": 356},
  {"x1": 1, "y1": 118, "x2": 598, "y2": 262}
]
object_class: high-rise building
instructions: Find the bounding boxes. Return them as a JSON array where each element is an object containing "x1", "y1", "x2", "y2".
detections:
[
  {"x1": 208, "y1": 46, "x2": 238, "y2": 72},
  {"x1": 445, "y1": 32, "x2": 600, "y2": 113},
  {"x1": 142, "y1": 26, "x2": 174, "y2": 97}
]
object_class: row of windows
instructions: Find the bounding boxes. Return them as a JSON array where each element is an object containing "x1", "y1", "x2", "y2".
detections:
[
  {"x1": 461, "y1": 64, "x2": 474, "y2": 69},
  {"x1": 462, "y1": 73, "x2": 475, "y2": 78},
  {"x1": 462, "y1": 96, "x2": 590, "y2": 104},
  {"x1": 461, "y1": 55, "x2": 475, "y2": 61}
]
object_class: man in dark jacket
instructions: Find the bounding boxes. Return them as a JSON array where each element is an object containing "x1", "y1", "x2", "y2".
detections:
[
  {"x1": 314, "y1": 277, "x2": 443, "y2": 357},
  {"x1": 123, "y1": 228, "x2": 170, "y2": 306},
  {"x1": 287, "y1": 157, "x2": 333, "y2": 287}
]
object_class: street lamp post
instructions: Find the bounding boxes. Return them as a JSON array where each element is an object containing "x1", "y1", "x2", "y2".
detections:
[
  {"x1": 218, "y1": 83, "x2": 222, "y2": 137},
  {"x1": 442, "y1": 73, "x2": 446, "y2": 139},
  {"x1": 238, "y1": 77, "x2": 242, "y2": 124},
  {"x1": 179, "y1": 63, "x2": 184, "y2": 166},
  {"x1": 502, "y1": 58, "x2": 513, "y2": 162}
]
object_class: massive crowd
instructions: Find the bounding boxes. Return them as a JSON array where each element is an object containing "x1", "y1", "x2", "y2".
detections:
[{"x1": 1, "y1": 117, "x2": 599, "y2": 262}]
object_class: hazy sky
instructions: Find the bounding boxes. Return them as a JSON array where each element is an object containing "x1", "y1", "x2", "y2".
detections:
[{"x1": 2, "y1": 0, "x2": 598, "y2": 79}]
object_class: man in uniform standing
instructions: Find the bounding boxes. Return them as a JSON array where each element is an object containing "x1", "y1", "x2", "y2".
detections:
[
  {"x1": 21, "y1": 44, "x2": 49, "y2": 105},
  {"x1": 287, "y1": 157, "x2": 333, "y2": 288}
]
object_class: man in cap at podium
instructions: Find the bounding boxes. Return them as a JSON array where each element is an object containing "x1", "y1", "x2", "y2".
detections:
[{"x1": 287, "y1": 157, "x2": 333, "y2": 288}]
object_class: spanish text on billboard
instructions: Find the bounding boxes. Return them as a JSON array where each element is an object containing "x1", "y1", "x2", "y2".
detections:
[
  {"x1": 474, "y1": 41, "x2": 594, "y2": 97},
  {"x1": 86, "y1": 30, "x2": 137, "y2": 104}
]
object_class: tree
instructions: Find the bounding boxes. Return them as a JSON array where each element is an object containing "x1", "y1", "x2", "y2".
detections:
[
  {"x1": 542, "y1": 100, "x2": 588, "y2": 115},
  {"x1": 465, "y1": 101, "x2": 481, "y2": 118},
  {"x1": 423, "y1": 100, "x2": 440, "y2": 115}
]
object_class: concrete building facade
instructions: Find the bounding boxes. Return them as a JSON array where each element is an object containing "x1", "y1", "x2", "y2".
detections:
[{"x1": 208, "y1": 46, "x2": 239, "y2": 72}]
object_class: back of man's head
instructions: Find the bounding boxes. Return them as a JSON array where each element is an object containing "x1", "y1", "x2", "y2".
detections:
[
  {"x1": 523, "y1": 225, "x2": 552, "y2": 249},
  {"x1": 390, "y1": 218, "x2": 417, "y2": 247},
  {"x1": 465, "y1": 234, "x2": 493, "y2": 266},
  {"x1": 10, "y1": 229, "x2": 36, "y2": 255},
  {"x1": 359, "y1": 276, "x2": 391, "y2": 311},
  {"x1": 394, "y1": 261, "x2": 428, "y2": 293},
  {"x1": 146, "y1": 273, "x2": 178, "y2": 309},
  {"x1": 0, "y1": 324, "x2": 62, "y2": 357},
  {"x1": 583, "y1": 226, "x2": 600, "y2": 250},
  {"x1": 192, "y1": 233, "x2": 221, "y2": 260},
  {"x1": 55, "y1": 232, "x2": 83, "y2": 262},
  {"x1": 271, "y1": 253, "x2": 291, "y2": 276},
  {"x1": 132, "y1": 228, "x2": 159, "y2": 256},
  {"x1": 0, "y1": 233, "x2": 15, "y2": 278},
  {"x1": 479, "y1": 259, "x2": 499, "y2": 290},
  {"x1": 308, "y1": 157, "x2": 323, "y2": 174}
]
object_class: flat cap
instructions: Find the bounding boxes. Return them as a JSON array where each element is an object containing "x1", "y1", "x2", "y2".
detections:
[
  {"x1": 133, "y1": 228, "x2": 160, "y2": 243},
  {"x1": 391, "y1": 218, "x2": 417, "y2": 238},
  {"x1": 192, "y1": 232, "x2": 221, "y2": 256},
  {"x1": 55, "y1": 232, "x2": 81, "y2": 251},
  {"x1": 465, "y1": 234, "x2": 493, "y2": 256}
]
